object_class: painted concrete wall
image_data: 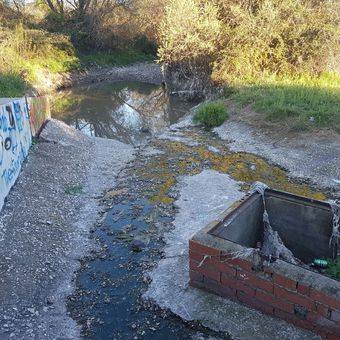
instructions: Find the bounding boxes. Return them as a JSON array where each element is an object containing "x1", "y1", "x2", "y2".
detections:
[{"x1": 0, "y1": 96, "x2": 50, "y2": 210}]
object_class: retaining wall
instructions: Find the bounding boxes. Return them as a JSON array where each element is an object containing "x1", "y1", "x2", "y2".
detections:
[{"x1": 0, "y1": 96, "x2": 50, "y2": 210}]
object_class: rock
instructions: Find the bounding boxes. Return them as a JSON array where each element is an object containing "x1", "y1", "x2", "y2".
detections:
[{"x1": 131, "y1": 240, "x2": 146, "y2": 252}]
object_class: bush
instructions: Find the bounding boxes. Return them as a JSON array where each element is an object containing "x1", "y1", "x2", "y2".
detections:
[
  {"x1": 0, "y1": 24, "x2": 79, "y2": 93},
  {"x1": 213, "y1": 0, "x2": 340, "y2": 83},
  {"x1": 194, "y1": 102, "x2": 228, "y2": 128}
]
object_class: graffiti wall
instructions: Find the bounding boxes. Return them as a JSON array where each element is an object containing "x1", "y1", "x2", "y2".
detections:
[
  {"x1": 0, "y1": 98, "x2": 32, "y2": 209},
  {"x1": 0, "y1": 96, "x2": 50, "y2": 210}
]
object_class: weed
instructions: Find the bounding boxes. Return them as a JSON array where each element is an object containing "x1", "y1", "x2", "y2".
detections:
[
  {"x1": 326, "y1": 258, "x2": 340, "y2": 280},
  {"x1": 65, "y1": 185, "x2": 84, "y2": 195},
  {"x1": 194, "y1": 102, "x2": 228, "y2": 128}
]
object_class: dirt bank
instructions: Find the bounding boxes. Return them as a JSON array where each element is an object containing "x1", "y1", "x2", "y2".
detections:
[{"x1": 62, "y1": 63, "x2": 163, "y2": 89}]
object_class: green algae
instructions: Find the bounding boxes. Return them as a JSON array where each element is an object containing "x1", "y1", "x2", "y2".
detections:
[{"x1": 138, "y1": 136, "x2": 326, "y2": 205}]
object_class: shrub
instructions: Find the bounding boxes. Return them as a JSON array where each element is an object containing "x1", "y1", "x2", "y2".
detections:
[
  {"x1": 194, "y1": 102, "x2": 228, "y2": 128},
  {"x1": 213, "y1": 0, "x2": 340, "y2": 83},
  {"x1": 0, "y1": 24, "x2": 79, "y2": 93}
]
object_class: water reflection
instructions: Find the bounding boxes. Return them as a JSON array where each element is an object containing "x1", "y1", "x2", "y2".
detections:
[{"x1": 51, "y1": 82, "x2": 195, "y2": 144}]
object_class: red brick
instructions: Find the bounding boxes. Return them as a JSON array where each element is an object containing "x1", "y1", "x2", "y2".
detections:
[
  {"x1": 190, "y1": 279, "x2": 205, "y2": 290},
  {"x1": 263, "y1": 265, "x2": 274, "y2": 276},
  {"x1": 220, "y1": 252, "x2": 253, "y2": 272},
  {"x1": 237, "y1": 291, "x2": 274, "y2": 315},
  {"x1": 315, "y1": 302, "x2": 331, "y2": 318},
  {"x1": 297, "y1": 283, "x2": 311, "y2": 296},
  {"x1": 274, "y1": 274, "x2": 297, "y2": 291},
  {"x1": 189, "y1": 270, "x2": 203, "y2": 283},
  {"x1": 189, "y1": 240, "x2": 220, "y2": 256},
  {"x1": 313, "y1": 315, "x2": 340, "y2": 336},
  {"x1": 190, "y1": 254, "x2": 237, "y2": 280},
  {"x1": 190, "y1": 259, "x2": 221, "y2": 282},
  {"x1": 310, "y1": 289, "x2": 340, "y2": 311},
  {"x1": 274, "y1": 309, "x2": 314, "y2": 332},
  {"x1": 211, "y1": 259, "x2": 237, "y2": 278},
  {"x1": 256, "y1": 289, "x2": 294, "y2": 313},
  {"x1": 204, "y1": 276, "x2": 236, "y2": 299},
  {"x1": 275, "y1": 286, "x2": 314, "y2": 311},
  {"x1": 221, "y1": 273, "x2": 256, "y2": 297},
  {"x1": 238, "y1": 269, "x2": 273, "y2": 293},
  {"x1": 189, "y1": 249, "x2": 205, "y2": 262}
]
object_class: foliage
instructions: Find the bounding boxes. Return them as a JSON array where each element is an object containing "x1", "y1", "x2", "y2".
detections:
[
  {"x1": 326, "y1": 258, "x2": 340, "y2": 280},
  {"x1": 64, "y1": 185, "x2": 84, "y2": 195},
  {"x1": 226, "y1": 72, "x2": 340, "y2": 129},
  {"x1": 158, "y1": 0, "x2": 339, "y2": 130},
  {"x1": 194, "y1": 101, "x2": 229, "y2": 128},
  {"x1": 158, "y1": 0, "x2": 220, "y2": 65},
  {"x1": 212, "y1": 0, "x2": 340, "y2": 82},
  {"x1": 0, "y1": 72, "x2": 27, "y2": 97},
  {"x1": 0, "y1": 24, "x2": 79, "y2": 94}
]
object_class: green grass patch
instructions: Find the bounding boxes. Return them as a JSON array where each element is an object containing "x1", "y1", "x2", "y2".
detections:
[
  {"x1": 194, "y1": 101, "x2": 229, "y2": 128},
  {"x1": 65, "y1": 185, "x2": 84, "y2": 195},
  {"x1": 79, "y1": 49, "x2": 154, "y2": 67},
  {"x1": 326, "y1": 258, "x2": 340, "y2": 280},
  {"x1": 225, "y1": 72, "x2": 340, "y2": 131},
  {"x1": 0, "y1": 72, "x2": 27, "y2": 97}
]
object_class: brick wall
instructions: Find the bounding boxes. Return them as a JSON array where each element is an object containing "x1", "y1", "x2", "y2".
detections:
[{"x1": 189, "y1": 240, "x2": 340, "y2": 339}]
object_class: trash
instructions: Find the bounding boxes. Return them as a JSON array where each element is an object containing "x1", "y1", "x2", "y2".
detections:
[
  {"x1": 253, "y1": 182, "x2": 299, "y2": 265},
  {"x1": 131, "y1": 239, "x2": 146, "y2": 252},
  {"x1": 313, "y1": 259, "x2": 328, "y2": 268}
]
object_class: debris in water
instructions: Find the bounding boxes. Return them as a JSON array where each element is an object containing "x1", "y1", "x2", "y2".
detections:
[{"x1": 253, "y1": 182, "x2": 299, "y2": 264}]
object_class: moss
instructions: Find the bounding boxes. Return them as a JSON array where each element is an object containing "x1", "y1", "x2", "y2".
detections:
[{"x1": 137, "y1": 137, "x2": 326, "y2": 206}]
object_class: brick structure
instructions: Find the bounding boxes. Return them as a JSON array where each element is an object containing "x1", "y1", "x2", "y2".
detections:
[{"x1": 189, "y1": 190, "x2": 340, "y2": 339}]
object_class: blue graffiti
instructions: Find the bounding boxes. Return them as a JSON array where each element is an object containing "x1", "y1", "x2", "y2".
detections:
[
  {"x1": 13, "y1": 102, "x2": 23, "y2": 132},
  {"x1": 2, "y1": 156, "x2": 22, "y2": 187}
]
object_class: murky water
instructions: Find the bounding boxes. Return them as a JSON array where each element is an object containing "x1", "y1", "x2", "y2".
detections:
[
  {"x1": 52, "y1": 81, "x2": 196, "y2": 144},
  {"x1": 68, "y1": 197, "x2": 224, "y2": 339}
]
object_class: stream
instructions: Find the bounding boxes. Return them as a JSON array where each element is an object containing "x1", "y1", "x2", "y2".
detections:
[
  {"x1": 52, "y1": 81, "x2": 197, "y2": 145},
  {"x1": 53, "y1": 81, "x2": 329, "y2": 339}
]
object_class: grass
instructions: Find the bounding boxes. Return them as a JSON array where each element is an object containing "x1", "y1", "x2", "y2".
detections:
[
  {"x1": 78, "y1": 49, "x2": 154, "y2": 67},
  {"x1": 0, "y1": 72, "x2": 27, "y2": 97},
  {"x1": 0, "y1": 25, "x2": 155, "y2": 97},
  {"x1": 326, "y1": 258, "x2": 340, "y2": 280},
  {"x1": 194, "y1": 101, "x2": 229, "y2": 128},
  {"x1": 225, "y1": 72, "x2": 340, "y2": 131},
  {"x1": 65, "y1": 185, "x2": 84, "y2": 195}
]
